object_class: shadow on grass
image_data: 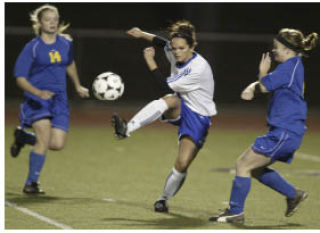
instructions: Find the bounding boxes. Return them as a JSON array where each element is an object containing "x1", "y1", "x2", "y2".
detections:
[
  {"x1": 5, "y1": 192, "x2": 305, "y2": 229},
  {"x1": 230, "y1": 222, "x2": 304, "y2": 229},
  {"x1": 99, "y1": 199, "x2": 209, "y2": 229},
  {"x1": 102, "y1": 212, "x2": 207, "y2": 229},
  {"x1": 5, "y1": 192, "x2": 105, "y2": 205},
  {"x1": 5, "y1": 192, "x2": 60, "y2": 204}
]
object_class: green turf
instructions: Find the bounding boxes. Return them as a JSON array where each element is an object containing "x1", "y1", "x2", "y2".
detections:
[{"x1": 5, "y1": 125, "x2": 320, "y2": 229}]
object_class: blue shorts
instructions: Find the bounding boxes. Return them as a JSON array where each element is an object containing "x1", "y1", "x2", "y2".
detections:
[
  {"x1": 19, "y1": 92, "x2": 69, "y2": 132},
  {"x1": 162, "y1": 99, "x2": 211, "y2": 149},
  {"x1": 252, "y1": 127, "x2": 303, "y2": 163}
]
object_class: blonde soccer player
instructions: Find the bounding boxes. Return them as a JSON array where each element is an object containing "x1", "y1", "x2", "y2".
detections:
[
  {"x1": 10, "y1": 4, "x2": 89, "y2": 194},
  {"x1": 210, "y1": 28, "x2": 318, "y2": 223}
]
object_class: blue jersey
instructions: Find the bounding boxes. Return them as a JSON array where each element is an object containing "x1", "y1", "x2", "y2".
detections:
[
  {"x1": 261, "y1": 56, "x2": 307, "y2": 135},
  {"x1": 14, "y1": 34, "x2": 74, "y2": 95}
]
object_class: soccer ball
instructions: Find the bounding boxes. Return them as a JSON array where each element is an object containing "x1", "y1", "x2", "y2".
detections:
[{"x1": 92, "y1": 72, "x2": 124, "y2": 101}]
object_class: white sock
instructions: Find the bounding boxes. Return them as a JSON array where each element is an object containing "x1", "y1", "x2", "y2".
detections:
[
  {"x1": 126, "y1": 99, "x2": 168, "y2": 135},
  {"x1": 159, "y1": 168, "x2": 187, "y2": 201}
]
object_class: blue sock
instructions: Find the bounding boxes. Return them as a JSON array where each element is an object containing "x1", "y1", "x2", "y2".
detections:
[
  {"x1": 18, "y1": 129, "x2": 36, "y2": 145},
  {"x1": 229, "y1": 176, "x2": 251, "y2": 214},
  {"x1": 25, "y1": 151, "x2": 46, "y2": 185},
  {"x1": 258, "y1": 167, "x2": 296, "y2": 198}
]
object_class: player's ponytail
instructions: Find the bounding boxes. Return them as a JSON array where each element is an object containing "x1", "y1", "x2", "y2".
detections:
[
  {"x1": 277, "y1": 28, "x2": 318, "y2": 56},
  {"x1": 29, "y1": 4, "x2": 72, "y2": 41},
  {"x1": 168, "y1": 20, "x2": 198, "y2": 48},
  {"x1": 303, "y1": 32, "x2": 319, "y2": 51}
]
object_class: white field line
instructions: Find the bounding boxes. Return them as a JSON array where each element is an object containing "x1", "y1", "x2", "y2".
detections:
[
  {"x1": 5, "y1": 200, "x2": 73, "y2": 229},
  {"x1": 102, "y1": 198, "x2": 116, "y2": 202},
  {"x1": 295, "y1": 152, "x2": 320, "y2": 162}
]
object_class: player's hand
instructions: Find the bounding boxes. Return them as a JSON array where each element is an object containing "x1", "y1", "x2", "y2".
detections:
[
  {"x1": 143, "y1": 47, "x2": 155, "y2": 60},
  {"x1": 127, "y1": 27, "x2": 143, "y2": 38},
  {"x1": 38, "y1": 90, "x2": 55, "y2": 100},
  {"x1": 241, "y1": 81, "x2": 259, "y2": 100},
  {"x1": 259, "y1": 52, "x2": 271, "y2": 75},
  {"x1": 76, "y1": 85, "x2": 90, "y2": 98}
]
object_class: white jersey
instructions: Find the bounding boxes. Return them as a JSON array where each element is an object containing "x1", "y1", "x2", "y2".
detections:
[{"x1": 164, "y1": 43, "x2": 217, "y2": 116}]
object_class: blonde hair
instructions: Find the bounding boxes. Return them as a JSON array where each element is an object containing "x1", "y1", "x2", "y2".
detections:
[
  {"x1": 168, "y1": 19, "x2": 198, "y2": 48},
  {"x1": 279, "y1": 28, "x2": 318, "y2": 54},
  {"x1": 29, "y1": 4, "x2": 72, "y2": 40}
]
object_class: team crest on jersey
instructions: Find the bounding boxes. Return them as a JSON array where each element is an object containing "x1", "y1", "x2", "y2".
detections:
[
  {"x1": 168, "y1": 67, "x2": 192, "y2": 83},
  {"x1": 49, "y1": 50, "x2": 62, "y2": 63}
]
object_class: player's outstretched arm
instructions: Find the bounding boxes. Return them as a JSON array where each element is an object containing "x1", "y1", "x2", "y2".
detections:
[
  {"x1": 127, "y1": 27, "x2": 167, "y2": 48},
  {"x1": 127, "y1": 27, "x2": 155, "y2": 42}
]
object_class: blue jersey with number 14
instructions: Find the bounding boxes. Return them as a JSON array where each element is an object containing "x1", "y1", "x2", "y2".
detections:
[{"x1": 14, "y1": 34, "x2": 74, "y2": 95}]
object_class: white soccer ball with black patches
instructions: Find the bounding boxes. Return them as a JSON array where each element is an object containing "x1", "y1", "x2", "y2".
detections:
[{"x1": 92, "y1": 72, "x2": 124, "y2": 101}]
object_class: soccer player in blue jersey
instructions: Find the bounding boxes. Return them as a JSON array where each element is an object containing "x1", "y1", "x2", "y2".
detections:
[
  {"x1": 10, "y1": 4, "x2": 89, "y2": 194},
  {"x1": 209, "y1": 28, "x2": 318, "y2": 223}
]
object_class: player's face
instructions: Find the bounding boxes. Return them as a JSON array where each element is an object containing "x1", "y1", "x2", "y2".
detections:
[
  {"x1": 171, "y1": 38, "x2": 194, "y2": 63},
  {"x1": 272, "y1": 39, "x2": 288, "y2": 63},
  {"x1": 39, "y1": 10, "x2": 59, "y2": 35}
]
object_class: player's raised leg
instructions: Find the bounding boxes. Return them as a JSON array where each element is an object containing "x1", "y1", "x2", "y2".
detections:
[
  {"x1": 10, "y1": 126, "x2": 36, "y2": 157},
  {"x1": 112, "y1": 95, "x2": 179, "y2": 139},
  {"x1": 252, "y1": 166, "x2": 308, "y2": 217}
]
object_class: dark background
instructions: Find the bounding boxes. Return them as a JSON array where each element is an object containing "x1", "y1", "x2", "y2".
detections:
[{"x1": 5, "y1": 2, "x2": 320, "y2": 108}]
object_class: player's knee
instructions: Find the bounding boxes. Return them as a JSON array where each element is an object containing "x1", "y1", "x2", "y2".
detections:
[
  {"x1": 236, "y1": 157, "x2": 251, "y2": 174},
  {"x1": 162, "y1": 95, "x2": 178, "y2": 109},
  {"x1": 175, "y1": 159, "x2": 189, "y2": 173},
  {"x1": 49, "y1": 140, "x2": 65, "y2": 151}
]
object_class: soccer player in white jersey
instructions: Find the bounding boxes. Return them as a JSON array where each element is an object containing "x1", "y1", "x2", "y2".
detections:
[{"x1": 112, "y1": 20, "x2": 217, "y2": 212}]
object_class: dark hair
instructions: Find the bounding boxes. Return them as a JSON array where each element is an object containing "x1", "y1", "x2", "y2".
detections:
[
  {"x1": 168, "y1": 20, "x2": 197, "y2": 48},
  {"x1": 171, "y1": 32, "x2": 194, "y2": 47}
]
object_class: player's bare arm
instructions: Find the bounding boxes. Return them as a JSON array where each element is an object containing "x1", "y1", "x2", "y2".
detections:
[
  {"x1": 127, "y1": 27, "x2": 156, "y2": 41},
  {"x1": 16, "y1": 77, "x2": 55, "y2": 100},
  {"x1": 143, "y1": 47, "x2": 158, "y2": 71},
  {"x1": 258, "y1": 52, "x2": 271, "y2": 93},
  {"x1": 66, "y1": 61, "x2": 90, "y2": 98}
]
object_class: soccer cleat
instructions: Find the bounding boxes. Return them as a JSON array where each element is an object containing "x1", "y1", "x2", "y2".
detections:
[
  {"x1": 111, "y1": 114, "x2": 128, "y2": 139},
  {"x1": 154, "y1": 200, "x2": 169, "y2": 213},
  {"x1": 23, "y1": 182, "x2": 45, "y2": 195},
  {"x1": 209, "y1": 208, "x2": 245, "y2": 223},
  {"x1": 285, "y1": 189, "x2": 308, "y2": 217},
  {"x1": 10, "y1": 126, "x2": 25, "y2": 158}
]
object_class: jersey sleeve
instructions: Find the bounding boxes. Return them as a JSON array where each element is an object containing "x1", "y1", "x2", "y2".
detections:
[
  {"x1": 14, "y1": 43, "x2": 35, "y2": 78},
  {"x1": 66, "y1": 40, "x2": 74, "y2": 66},
  {"x1": 261, "y1": 62, "x2": 293, "y2": 91},
  {"x1": 152, "y1": 36, "x2": 168, "y2": 48},
  {"x1": 167, "y1": 66, "x2": 202, "y2": 93}
]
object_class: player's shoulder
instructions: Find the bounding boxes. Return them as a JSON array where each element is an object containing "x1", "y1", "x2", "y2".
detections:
[
  {"x1": 57, "y1": 34, "x2": 73, "y2": 44},
  {"x1": 193, "y1": 53, "x2": 210, "y2": 69},
  {"x1": 277, "y1": 56, "x2": 301, "y2": 72},
  {"x1": 22, "y1": 37, "x2": 41, "y2": 51},
  {"x1": 25, "y1": 36, "x2": 40, "y2": 46}
]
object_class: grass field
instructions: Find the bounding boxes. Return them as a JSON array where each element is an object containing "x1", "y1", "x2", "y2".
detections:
[{"x1": 4, "y1": 124, "x2": 320, "y2": 229}]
